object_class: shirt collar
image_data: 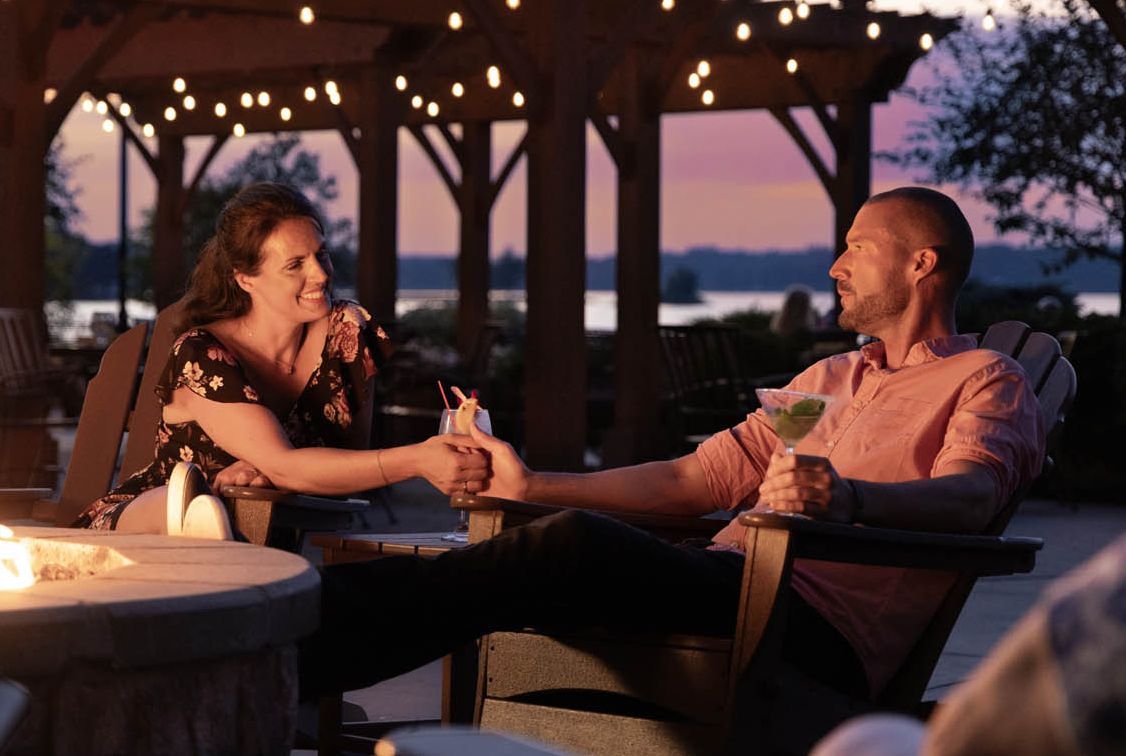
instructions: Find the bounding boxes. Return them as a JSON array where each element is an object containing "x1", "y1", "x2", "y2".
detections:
[{"x1": 859, "y1": 333, "x2": 979, "y2": 370}]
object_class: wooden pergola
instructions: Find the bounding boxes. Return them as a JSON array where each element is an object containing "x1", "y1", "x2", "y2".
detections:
[{"x1": 0, "y1": 0, "x2": 954, "y2": 469}]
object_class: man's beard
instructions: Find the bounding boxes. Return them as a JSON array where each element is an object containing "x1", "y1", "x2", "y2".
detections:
[{"x1": 838, "y1": 284, "x2": 910, "y2": 333}]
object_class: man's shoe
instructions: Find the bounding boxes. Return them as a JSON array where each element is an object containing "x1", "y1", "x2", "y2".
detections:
[
  {"x1": 166, "y1": 462, "x2": 212, "y2": 536},
  {"x1": 182, "y1": 495, "x2": 234, "y2": 541}
]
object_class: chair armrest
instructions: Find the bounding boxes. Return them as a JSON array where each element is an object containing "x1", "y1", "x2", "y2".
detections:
[
  {"x1": 738, "y1": 511, "x2": 1042, "y2": 576},
  {"x1": 0, "y1": 488, "x2": 53, "y2": 519},
  {"x1": 219, "y1": 486, "x2": 369, "y2": 512},
  {"x1": 451, "y1": 493, "x2": 725, "y2": 543}
]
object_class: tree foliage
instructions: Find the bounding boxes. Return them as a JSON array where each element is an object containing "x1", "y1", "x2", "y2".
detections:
[
  {"x1": 44, "y1": 140, "x2": 86, "y2": 302},
  {"x1": 885, "y1": 0, "x2": 1125, "y2": 312}
]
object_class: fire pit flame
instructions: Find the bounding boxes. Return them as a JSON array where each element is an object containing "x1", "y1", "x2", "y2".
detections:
[{"x1": 0, "y1": 523, "x2": 34, "y2": 590}]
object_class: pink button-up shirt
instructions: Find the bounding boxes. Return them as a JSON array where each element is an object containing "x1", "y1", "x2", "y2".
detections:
[{"x1": 696, "y1": 334, "x2": 1044, "y2": 693}]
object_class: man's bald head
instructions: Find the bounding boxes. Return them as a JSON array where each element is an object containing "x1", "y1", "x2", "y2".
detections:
[{"x1": 864, "y1": 187, "x2": 975, "y2": 291}]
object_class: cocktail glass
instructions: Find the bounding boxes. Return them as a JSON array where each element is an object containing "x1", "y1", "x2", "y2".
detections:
[
  {"x1": 754, "y1": 388, "x2": 834, "y2": 455},
  {"x1": 439, "y1": 407, "x2": 492, "y2": 543}
]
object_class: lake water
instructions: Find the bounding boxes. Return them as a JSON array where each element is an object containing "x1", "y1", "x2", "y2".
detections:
[{"x1": 49, "y1": 291, "x2": 1120, "y2": 344}]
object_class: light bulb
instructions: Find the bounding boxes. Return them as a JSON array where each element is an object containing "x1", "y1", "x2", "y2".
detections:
[
  {"x1": 982, "y1": 10, "x2": 996, "y2": 31},
  {"x1": 304, "y1": 86, "x2": 316, "y2": 102},
  {"x1": 280, "y1": 106, "x2": 292, "y2": 121},
  {"x1": 214, "y1": 102, "x2": 227, "y2": 117},
  {"x1": 299, "y1": 5, "x2": 314, "y2": 24},
  {"x1": 786, "y1": 58, "x2": 798, "y2": 74},
  {"x1": 233, "y1": 123, "x2": 246, "y2": 137},
  {"x1": 661, "y1": 0, "x2": 675, "y2": 10},
  {"x1": 241, "y1": 92, "x2": 254, "y2": 108},
  {"x1": 183, "y1": 95, "x2": 196, "y2": 110},
  {"x1": 329, "y1": 90, "x2": 341, "y2": 105},
  {"x1": 120, "y1": 102, "x2": 132, "y2": 117},
  {"x1": 796, "y1": 2, "x2": 810, "y2": 19},
  {"x1": 512, "y1": 91, "x2": 525, "y2": 108},
  {"x1": 164, "y1": 106, "x2": 177, "y2": 121},
  {"x1": 324, "y1": 80, "x2": 338, "y2": 95},
  {"x1": 506, "y1": 0, "x2": 520, "y2": 7},
  {"x1": 486, "y1": 65, "x2": 501, "y2": 88},
  {"x1": 452, "y1": 82, "x2": 464, "y2": 97},
  {"x1": 688, "y1": 72, "x2": 701, "y2": 89},
  {"x1": 395, "y1": 75, "x2": 408, "y2": 91},
  {"x1": 696, "y1": 60, "x2": 710, "y2": 78},
  {"x1": 142, "y1": 123, "x2": 155, "y2": 138},
  {"x1": 102, "y1": 118, "x2": 115, "y2": 133},
  {"x1": 411, "y1": 95, "x2": 423, "y2": 109},
  {"x1": 81, "y1": 96, "x2": 94, "y2": 112},
  {"x1": 778, "y1": 7, "x2": 794, "y2": 25},
  {"x1": 919, "y1": 32, "x2": 934, "y2": 50},
  {"x1": 257, "y1": 91, "x2": 270, "y2": 107},
  {"x1": 736, "y1": 22, "x2": 751, "y2": 41},
  {"x1": 173, "y1": 77, "x2": 186, "y2": 93},
  {"x1": 448, "y1": 11, "x2": 462, "y2": 30},
  {"x1": 43, "y1": 87, "x2": 57, "y2": 104},
  {"x1": 426, "y1": 101, "x2": 439, "y2": 117},
  {"x1": 95, "y1": 100, "x2": 108, "y2": 115},
  {"x1": 867, "y1": 21, "x2": 881, "y2": 39},
  {"x1": 701, "y1": 89, "x2": 715, "y2": 106}
]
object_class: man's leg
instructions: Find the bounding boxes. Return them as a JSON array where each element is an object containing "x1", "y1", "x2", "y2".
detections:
[{"x1": 300, "y1": 509, "x2": 745, "y2": 696}]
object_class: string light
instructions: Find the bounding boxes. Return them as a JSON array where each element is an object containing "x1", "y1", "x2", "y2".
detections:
[
  {"x1": 452, "y1": 82, "x2": 465, "y2": 97},
  {"x1": 866, "y1": 21, "x2": 881, "y2": 39},
  {"x1": 786, "y1": 58, "x2": 798, "y2": 74},
  {"x1": 214, "y1": 102, "x2": 227, "y2": 117},
  {"x1": 173, "y1": 77, "x2": 187, "y2": 93},
  {"x1": 919, "y1": 32, "x2": 934, "y2": 50},
  {"x1": 411, "y1": 95, "x2": 423, "y2": 109},
  {"x1": 304, "y1": 86, "x2": 316, "y2": 102},
  {"x1": 506, "y1": 0, "x2": 520, "y2": 7},
  {"x1": 661, "y1": 0, "x2": 675, "y2": 10},
  {"x1": 426, "y1": 101, "x2": 439, "y2": 117},
  {"x1": 778, "y1": 6, "x2": 794, "y2": 25},
  {"x1": 696, "y1": 60, "x2": 711, "y2": 78},
  {"x1": 241, "y1": 92, "x2": 254, "y2": 108},
  {"x1": 101, "y1": 119, "x2": 115, "y2": 133},
  {"x1": 329, "y1": 90, "x2": 342, "y2": 105},
  {"x1": 298, "y1": 5, "x2": 315, "y2": 24},
  {"x1": 257, "y1": 91, "x2": 270, "y2": 107},
  {"x1": 43, "y1": 87, "x2": 57, "y2": 104},
  {"x1": 395, "y1": 75, "x2": 408, "y2": 91},
  {"x1": 796, "y1": 1, "x2": 810, "y2": 20},
  {"x1": 688, "y1": 72, "x2": 701, "y2": 89},
  {"x1": 448, "y1": 11, "x2": 463, "y2": 30},
  {"x1": 324, "y1": 80, "x2": 338, "y2": 96},
  {"x1": 183, "y1": 95, "x2": 196, "y2": 110},
  {"x1": 81, "y1": 96, "x2": 94, "y2": 113},
  {"x1": 164, "y1": 106, "x2": 177, "y2": 121},
  {"x1": 736, "y1": 22, "x2": 752, "y2": 41},
  {"x1": 280, "y1": 106, "x2": 292, "y2": 121},
  {"x1": 95, "y1": 100, "x2": 108, "y2": 115},
  {"x1": 982, "y1": 9, "x2": 996, "y2": 31},
  {"x1": 512, "y1": 91, "x2": 525, "y2": 108},
  {"x1": 701, "y1": 89, "x2": 715, "y2": 106},
  {"x1": 486, "y1": 65, "x2": 501, "y2": 88},
  {"x1": 119, "y1": 102, "x2": 132, "y2": 117},
  {"x1": 233, "y1": 123, "x2": 246, "y2": 137},
  {"x1": 142, "y1": 123, "x2": 155, "y2": 138}
]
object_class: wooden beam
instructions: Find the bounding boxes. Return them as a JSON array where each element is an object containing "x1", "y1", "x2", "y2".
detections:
[
  {"x1": 178, "y1": 134, "x2": 227, "y2": 217},
  {"x1": 437, "y1": 123, "x2": 464, "y2": 165},
  {"x1": 486, "y1": 129, "x2": 527, "y2": 209},
  {"x1": 461, "y1": 0, "x2": 541, "y2": 100},
  {"x1": 769, "y1": 106, "x2": 834, "y2": 198},
  {"x1": 103, "y1": 99, "x2": 158, "y2": 175},
  {"x1": 456, "y1": 122, "x2": 492, "y2": 362},
  {"x1": 588, "y1": 103, "x2": 624, "y2": 170},
  {"x1": 151, "y1": 134, "x2": 185, "y2": 308},
  {"x1": 407, "y1": 124, "x2": 460, "y2": 203}
]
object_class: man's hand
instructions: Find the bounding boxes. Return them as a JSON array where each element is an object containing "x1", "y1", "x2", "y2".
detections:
[
  {"x1": 469, "y1": 423, "x2": 531, "y2": 500},
  {"x1": 757, "y1": 453, "x2": 858, "y2": 523},
  {"x1": 213, "y1": 459, "x2": 273, "y2": 489}
]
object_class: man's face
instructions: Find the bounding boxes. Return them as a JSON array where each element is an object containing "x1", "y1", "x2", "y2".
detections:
[{"x1": 829, "y1": 201, "x2": 912, "y2": 334}]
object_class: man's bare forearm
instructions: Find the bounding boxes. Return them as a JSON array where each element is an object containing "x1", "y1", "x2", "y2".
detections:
[{"x1": 524, "y1": 455, "x2": 715, "y2": 517}]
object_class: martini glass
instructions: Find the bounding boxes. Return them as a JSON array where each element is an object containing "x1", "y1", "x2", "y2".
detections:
[
  {"x1": 439, "y1": 406, "x2": 492, "y2": 543},
  {"x1": 754, "y1": 388, "x2": 834, "y2": 455}
]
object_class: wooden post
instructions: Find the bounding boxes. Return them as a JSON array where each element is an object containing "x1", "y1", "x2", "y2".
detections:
[
  {"x1": 457, "y1": 122, "x2": 492, "y2": 363},
  {"x1": 602, "y1": 49, "x2": 665, "y2": 466},
  {"x1": 356, "y1": 61, "x2": 400, "y2": 324},
  {"x1": 832, "y1": 96, "x2": 872, "y2": 257},
  {"x1": 523, "y1": 0, "x2": 588, "y2": 470},
  {"x1": 0, "y1": 2, "x2": 52, "y2": 312},
  {"x1": 152, "y1": 135, "x2": 185, "y2": 309}
]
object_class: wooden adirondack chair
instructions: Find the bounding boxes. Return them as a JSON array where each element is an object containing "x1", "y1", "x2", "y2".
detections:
[
  {"x1": 449, "y1": 321, "x2": 1077, "y2": 755},
  {"x1": 0, "y1": 302, "x2": 369, "y2": 551}
]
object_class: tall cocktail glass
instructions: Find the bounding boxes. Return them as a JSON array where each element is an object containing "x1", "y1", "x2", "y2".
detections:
[
  {"x1": 754, "y1": 388, "x2": 834, "y2": 455},
  {"x1": 440, "y1": 406, "x2": 492, "y2": 543}
]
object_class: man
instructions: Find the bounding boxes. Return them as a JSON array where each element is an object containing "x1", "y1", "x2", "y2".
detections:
[{"x1": 302, "y1": 187, "x2": 1043, "y2": 701}]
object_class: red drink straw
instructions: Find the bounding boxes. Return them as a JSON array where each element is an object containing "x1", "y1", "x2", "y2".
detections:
[{"x1": 437, "y1": 380, "x2": 451, "y2": 411}]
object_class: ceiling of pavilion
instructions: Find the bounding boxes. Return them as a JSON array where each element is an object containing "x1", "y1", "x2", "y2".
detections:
[{"x1": 47, "y1": 0, "x2": 955, "y2": 139}]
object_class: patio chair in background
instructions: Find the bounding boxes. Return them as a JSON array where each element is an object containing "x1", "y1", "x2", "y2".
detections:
[
  {"x1": 450, "y1": 320, "x2": 1076, "y2": 755},
  {"x1": 0, "y1": 678, "x2": 30, "y2": 753}
]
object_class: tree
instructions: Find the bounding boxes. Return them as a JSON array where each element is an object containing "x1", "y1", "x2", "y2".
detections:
[
  {"x1": 886, "y1": 0, "x2": 1126, "y2": 316},
  {"x1": 44, "y1": 140, "x2": 86, "y2": 303},
  {"x1": 134, "y1": 134, "x2": 355, "y2": 299}
]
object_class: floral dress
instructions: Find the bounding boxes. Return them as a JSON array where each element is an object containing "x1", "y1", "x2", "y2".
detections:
[{"x1": 75, "y1": 299, "x2": 389, "y2": 530}]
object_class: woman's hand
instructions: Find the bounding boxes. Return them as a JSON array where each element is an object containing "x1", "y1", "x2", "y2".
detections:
[
  {"x1": 417, "y1": 433, "x2": 490, "y2": 495},
  {"x1": 212, "y1": 459, "x2": 273, "y2": 489},
  {"x1": 468, "y1": 423, "x2": 531, "y2": 501},
  {"x1": 757, "y1": 452, "x2": 857, "y2": 522}
]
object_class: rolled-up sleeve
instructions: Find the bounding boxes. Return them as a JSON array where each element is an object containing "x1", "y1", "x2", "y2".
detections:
[{"x1": 932, "y1": 357, "x2": 1045, "y2": 509}]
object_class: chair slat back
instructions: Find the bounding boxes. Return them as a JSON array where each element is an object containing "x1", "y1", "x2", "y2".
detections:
[
  {"x1": 120, "y1": 301, "x2": 184, "y2": 481},
  {"x1": 53, "y1": 322, "x2": 149, "y2": 525},
  {"x1": 979, "y1": 320, "x2": 1029, "y2": 358}
]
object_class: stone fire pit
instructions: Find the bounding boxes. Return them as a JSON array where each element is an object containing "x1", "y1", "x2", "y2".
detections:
[{"x1": 0, "y1": 526, "x2": 319, "y2": 755}]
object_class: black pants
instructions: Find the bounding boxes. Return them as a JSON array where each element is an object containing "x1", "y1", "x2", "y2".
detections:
[{"x1": 300, "y1": 509, "x2": 868, "y2": 698}]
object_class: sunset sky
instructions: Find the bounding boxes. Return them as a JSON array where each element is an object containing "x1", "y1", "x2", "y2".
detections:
[{"x1": 56, "y1": 4, "x2": 1014, "y2": 257}]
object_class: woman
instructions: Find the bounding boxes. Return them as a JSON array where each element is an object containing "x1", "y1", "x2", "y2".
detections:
[{"x1": 74, "y1": 182, "x2": 487, "y2": 538}]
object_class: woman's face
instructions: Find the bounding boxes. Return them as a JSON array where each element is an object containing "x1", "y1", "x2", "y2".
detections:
[{"x1": 236, "y1": 217, "x2": 333, "y2": 324}]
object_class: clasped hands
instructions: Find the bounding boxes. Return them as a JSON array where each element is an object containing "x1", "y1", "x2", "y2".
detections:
[{"x1": 756, "y1": 452, "x2": 860, "y2": 523}]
